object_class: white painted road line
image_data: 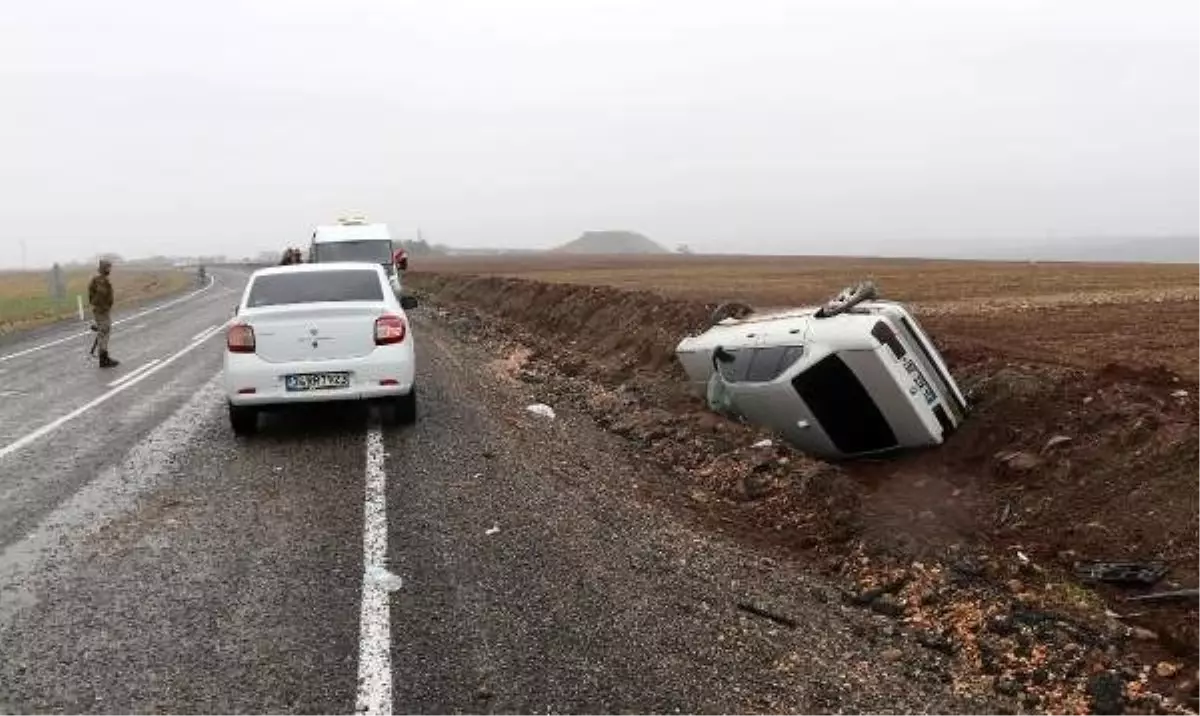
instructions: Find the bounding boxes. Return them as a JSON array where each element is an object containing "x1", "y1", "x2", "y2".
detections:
[
  {"x1": 191, "y1": 324, "x2": 220, "y2": 342},
  {"x1": 106, "y1": 359, "x2": 162, "y2": 388},
  {"x1": 0, "y1": 274, "x2": 216, "y2": 364},
  {"x1": 0, "y1": 328, "x2": 223, "y2": 461},
  {"x1": 355, "y1": 423, "x2": 394, "y2": 716}
]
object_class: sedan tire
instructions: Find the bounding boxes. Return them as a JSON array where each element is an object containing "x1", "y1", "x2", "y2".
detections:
[
  {"x1": 394, "y1": 386, "x2": 417, "y2": 425},
  {"x1": 229, "y1": 404, "x2": 260, "y2": 436}
]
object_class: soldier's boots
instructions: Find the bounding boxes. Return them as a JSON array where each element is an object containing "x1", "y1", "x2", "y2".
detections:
[{"x1": 98, "y1": 351, "x2": 120, "y2": 369}]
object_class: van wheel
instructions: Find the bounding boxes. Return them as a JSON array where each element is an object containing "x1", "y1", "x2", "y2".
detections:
[
  {"x1": 817, "y1": 280, "x2": 879, "y2": 318},
  {"x1": 229, "y1": 404, "x2": 259, "y2": 436},
  {"x1": 394, "y1": 387, "x2": 417, "y2": 425}
]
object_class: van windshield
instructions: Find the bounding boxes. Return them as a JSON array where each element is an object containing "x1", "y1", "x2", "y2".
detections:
[{"x1": 312, "y1": 240, "x2": 392, "y2": 264}]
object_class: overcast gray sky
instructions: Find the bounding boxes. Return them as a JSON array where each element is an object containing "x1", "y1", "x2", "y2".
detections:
[{"x1": 1, "y1": 0, "x2": 1196, "y2": 266}]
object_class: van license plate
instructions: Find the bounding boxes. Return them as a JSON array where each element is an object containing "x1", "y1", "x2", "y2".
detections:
[
  {"x1": 285, "y1": 372, "x2": 350, "y2": 391},
  {"x1": 902, "y1": 359, "x2": 938, "y2": 406}
]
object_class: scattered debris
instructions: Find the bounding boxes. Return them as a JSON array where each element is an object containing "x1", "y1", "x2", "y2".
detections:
[
  {"x1": 735, "y1": 601, "x2": 797, "y2": 628},
  {"x1": 914, "y1": 629, "x2": 955, "y2": 654},
  {"x1": 484, "y1": 524, "x2": 500, "y2": 536},
  {"x1": 1087, "y1": 670, "x2": 1125, "y2": 715},
  {"x1": 751, "y1": 439, "x2": 773, "y2": 448},
  {"x1": 1171, "y1": 389, "x2": 1189, "y2": 398},
  {"x1": 869, "y1": 593, "x2": 907, "y2": 618},
  {"x1": 1123, "y1": 587, "x2": 1199, "y2": 603},
  {"x1": 996, "y1": 450, "x2": 1041, "y2": 472},
  {"x1": 1043, "y1": 434, "x2": 1072, "y2": 451},
  {"x1": 1157, "y1": 662, "x2": 1181, "y2": 678},
  {"x1": 847, "y1": 574, "x2": 912, "y2": 606},
  {"x1": 1074, "y1": 560, "x2": 1168, "y2": 586},
  {"x1": 525, "y1": 403, "x2": 556, "y2": 420},
  {"x1": 1129, "y1": 626, "x2": 1159, "y2": 641},
  {"x1": 365, "y1": 566, "x2": 404, "y2": 592}
]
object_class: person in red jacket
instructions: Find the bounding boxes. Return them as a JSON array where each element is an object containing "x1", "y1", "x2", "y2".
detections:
[{"x1": 392, "y1": 247, "x2": 408, "y2": 272}]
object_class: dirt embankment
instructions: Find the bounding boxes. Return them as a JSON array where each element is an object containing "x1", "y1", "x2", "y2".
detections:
[{"x1": 411, "y1": 272, "x2": 1199, "y2": 714}]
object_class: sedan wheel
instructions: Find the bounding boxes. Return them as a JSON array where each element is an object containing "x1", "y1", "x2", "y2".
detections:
[
  {"x1": 394, "y1": 387, "x2": 417, "y2": 425},
  {"x1": 229, "y1": 404, "x2": 259, "y2": 436}
]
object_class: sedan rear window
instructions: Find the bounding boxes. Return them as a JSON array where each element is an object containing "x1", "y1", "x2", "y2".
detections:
[{"x1": 246, "y1": 270, "x2": 384, "y2": 308}]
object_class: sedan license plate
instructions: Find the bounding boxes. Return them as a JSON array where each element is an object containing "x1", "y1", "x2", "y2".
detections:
[
  {"x1": 902, "y1": 358, "x2": 938, "y2": 406},
  {"x1": 285, "y1": 372, "x2": 350, "y2": 392}
]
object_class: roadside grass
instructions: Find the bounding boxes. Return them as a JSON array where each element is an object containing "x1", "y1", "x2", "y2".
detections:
[{"x1": 0, "y1": 269, "x2": 192, "y2": 335}]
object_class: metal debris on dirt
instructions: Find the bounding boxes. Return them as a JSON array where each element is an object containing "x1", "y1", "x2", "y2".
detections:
[{"x1": 484, "y1": 524, "x2": 500, "y2": 536}]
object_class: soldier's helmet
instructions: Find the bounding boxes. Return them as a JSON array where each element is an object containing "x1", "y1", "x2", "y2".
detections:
[{"x1": 98, "y1": 258, "x2": 113, "y2": 272}]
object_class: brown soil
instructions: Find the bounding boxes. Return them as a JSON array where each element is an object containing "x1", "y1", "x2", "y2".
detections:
[{"x1": 409, "y1": 261, "x2": 1199, "y2": 714}]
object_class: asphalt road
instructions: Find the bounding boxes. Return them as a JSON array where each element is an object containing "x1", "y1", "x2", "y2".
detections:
[{"x1": 0, "y1": 268, "x2": 986, "y2": 714}]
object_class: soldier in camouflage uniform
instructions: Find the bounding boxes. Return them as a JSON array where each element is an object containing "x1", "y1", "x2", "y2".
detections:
[{"x1": 88, "y1": 259, "x2": 120, "y2": 368}]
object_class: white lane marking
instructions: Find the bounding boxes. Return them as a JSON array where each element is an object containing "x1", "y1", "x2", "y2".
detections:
[
  {"x1": 106, "y1": 359, "x2": 162, "y2": 388},
  {"x1": 0, "y1": 327, "x2": 223, "y2": 461},
  {"x1": 355, "y1": 423, "x2": 394, "y2": 715},
  {"x1": 191, "y1": 324, "x2": 220, "y2": 342},
  {"x1": 0, "y1": 274, "x2": 216, "y2": 364},
  {"x1": 0, "y1": 373, "x2": 224, "y2": 627}
]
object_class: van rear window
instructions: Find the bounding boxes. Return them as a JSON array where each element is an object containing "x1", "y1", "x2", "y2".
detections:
[
  {"x1": 247, "y1": 270, "x2": 383, "y2": 307},
  {"x1": 311, "y1": 240, "x2": 392, "y2": 264}
]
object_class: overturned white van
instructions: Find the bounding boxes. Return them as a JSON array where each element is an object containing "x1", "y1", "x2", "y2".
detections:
[{"x1": 674, "y1": 282, "x2": 969, "y2": 460}]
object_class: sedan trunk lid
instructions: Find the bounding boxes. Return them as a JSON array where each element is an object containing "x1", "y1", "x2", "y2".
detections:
[{"x1": 246, "y1": 303, "x2": 385, "y2": 363}]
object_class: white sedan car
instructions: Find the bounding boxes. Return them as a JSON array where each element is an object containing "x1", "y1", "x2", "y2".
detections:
[{"x1": 224, "y1": 262, "x2": 418, "y2": 435}]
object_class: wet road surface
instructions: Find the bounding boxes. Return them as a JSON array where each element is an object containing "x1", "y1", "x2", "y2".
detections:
[{"x1": 0, "y1": 269, "x2": 985, "y2": 713}]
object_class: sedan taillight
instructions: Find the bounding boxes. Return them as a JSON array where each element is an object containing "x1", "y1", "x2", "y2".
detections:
[
  {"x1": 374, "y1": 315, "x2": 407, "y2": 345},
  {"x1": 227, "y1": 323, "x2": 256, "y2": 353}
]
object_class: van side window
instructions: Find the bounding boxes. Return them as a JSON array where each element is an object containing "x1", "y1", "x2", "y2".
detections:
[
  {"x1": 715, "y1": 349, "x2": 754, "y2": 383},
  {"x1": 745, "y1": 345, "x2": 805, "y2": 382}
]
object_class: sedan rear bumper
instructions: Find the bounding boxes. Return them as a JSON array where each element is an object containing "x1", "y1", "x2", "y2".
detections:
[
  {"x1": 228, "y1": 382, "x2": 413, "y2": 407},
  {"x1": 223, "y1": 347, "x2": 415, "y2": 407}
]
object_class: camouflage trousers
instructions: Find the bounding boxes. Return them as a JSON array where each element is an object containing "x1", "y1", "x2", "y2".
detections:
[{"x1": 93, "y1": 309, "x2": 112, "y2": 353}]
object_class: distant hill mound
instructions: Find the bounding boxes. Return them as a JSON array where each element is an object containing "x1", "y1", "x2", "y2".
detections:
[{"x1": 553, "y1": 230, "x2": 669, "y2": 255}]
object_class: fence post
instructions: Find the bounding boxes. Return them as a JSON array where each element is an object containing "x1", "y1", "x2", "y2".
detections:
[{"x1": 77, "y1": 295, "x2": 85, "y2": 321}]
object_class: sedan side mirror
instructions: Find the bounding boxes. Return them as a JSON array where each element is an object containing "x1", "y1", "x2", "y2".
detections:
[{"x1": 399, "y1": 295, "x2": 419, "y2": 310}]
